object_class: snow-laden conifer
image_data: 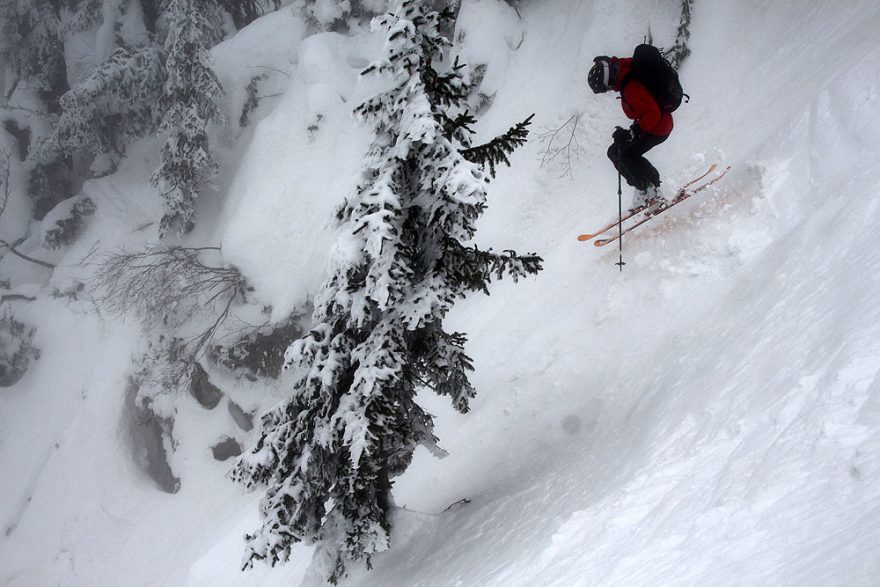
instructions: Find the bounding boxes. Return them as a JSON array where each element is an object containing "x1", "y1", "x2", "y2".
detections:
[
  {"x1": 232, "y1": 1, "x2": 541, "y2": 582},
  {"x1": 62, "y1": 0, "x2": 104, "y2": 36},
  {"x1": 35, "y1": 46, "x2": 164, "y2": 163},
  {"x1": 151, "y1": 0, "x2": 225, "y2": 236},
  {"x1": 0, "y1": 0, "x2": 67, "y2": 109}
]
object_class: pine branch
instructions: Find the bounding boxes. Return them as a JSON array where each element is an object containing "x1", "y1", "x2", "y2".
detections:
[
  {"x1": 440, "y1": 111, "x2": 476, "y2": 141},
  {"x1": 444, "y1": 240, "x2": 543, "y2": 295},
  {"x1": 411, "y1": 328, "x2": 475, "y2": 413},
  {"x1": 461, "y1": 113, "x2": 534, "y2": 177},
  {"x1": 666, "y1": 0, "x2": 693, "y2": 70},
  {"x1": 422, "y1": 57, "x2": 467, "y2": 108}
]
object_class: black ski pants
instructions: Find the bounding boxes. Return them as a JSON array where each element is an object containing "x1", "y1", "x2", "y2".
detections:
[{"x1": 607, "y1": 132, "x2": 668, "y2": 191}]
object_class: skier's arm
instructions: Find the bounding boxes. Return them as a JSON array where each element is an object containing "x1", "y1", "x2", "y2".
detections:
[{"x1": 626, "y1": 85, "x2": 663, "y2": 134}]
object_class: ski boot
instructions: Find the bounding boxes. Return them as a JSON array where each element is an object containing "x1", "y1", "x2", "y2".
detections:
[{"x1": 629, "y1": 184, "x2": 665, "y2": 215}]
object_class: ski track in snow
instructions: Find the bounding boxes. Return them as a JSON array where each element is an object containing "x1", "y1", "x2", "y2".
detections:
[{"x1": 3, "y1": 1, "x2": 880, "y2": 586}]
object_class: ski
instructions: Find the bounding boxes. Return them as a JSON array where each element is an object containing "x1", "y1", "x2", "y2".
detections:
[
  {"x1": 577, "y1": 163, "x2": 717, "y2": 242},
  {"x1": 594, "y1": 164, "x2": 732, "y2": 247}
]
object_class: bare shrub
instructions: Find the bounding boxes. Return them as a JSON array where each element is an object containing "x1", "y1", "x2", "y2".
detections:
[
  {"x1": 538, "y1": 114, "x2": 584, "y2": 180},
  {"x1": 92, "y1": 245, "x2": 248, "y2": 357}
]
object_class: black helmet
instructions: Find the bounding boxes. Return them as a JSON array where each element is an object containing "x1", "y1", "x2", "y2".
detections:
[{"x1": 588, "y1": 56, "x2": 614, "y2": 94}]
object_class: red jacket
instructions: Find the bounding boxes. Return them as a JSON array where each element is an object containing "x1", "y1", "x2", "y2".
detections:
[{"x1": 613, "y1": 57, "x2": 674, "y2": 137}]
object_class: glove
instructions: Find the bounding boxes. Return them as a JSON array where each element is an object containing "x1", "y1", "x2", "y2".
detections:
[
  {"x1": 629, "y1": 122, "x2": 644, "y2": 141},
  {"x1": 612, "y1": 126, "x2": 630, "y2": 145}
]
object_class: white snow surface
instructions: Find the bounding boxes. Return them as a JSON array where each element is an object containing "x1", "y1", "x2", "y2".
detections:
[{"x1": 3, "y1": 1, "x2": 880, "y2": 586}]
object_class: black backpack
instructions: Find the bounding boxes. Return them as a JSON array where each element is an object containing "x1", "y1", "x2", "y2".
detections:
[{"x1": 620, "y1": 44, "x2": 685, "y2": 114}]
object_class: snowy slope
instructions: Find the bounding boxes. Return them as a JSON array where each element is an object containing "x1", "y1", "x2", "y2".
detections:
[
  {"x1": 3, "y1": 1, "x2": 880, "y2": 586},
  {"x1": 343, "y1": 2, "x2": 880, "y2": 585}
]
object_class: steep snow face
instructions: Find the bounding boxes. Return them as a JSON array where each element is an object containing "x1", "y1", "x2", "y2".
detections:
[
  {"x1": 218, "y1": 25, "x2": 378, "y2": 321},
  {"x1": 342, "y1": 0, "x2": 880, "y2": 586},
  {"x1": 3, "y1": 1, "x2": 880, "y2": 586}
]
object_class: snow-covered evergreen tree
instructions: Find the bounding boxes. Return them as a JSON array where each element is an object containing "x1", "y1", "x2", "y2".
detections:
[
  {"x1": 35, "y1": 45, "x2": 164, "y2": 163},
  {"x1": 1, "y1": 0, "x2": 72, "y2": 217},
  {"x1": 151, "y1": 0, "x2": 225, "y2": 236},
  {"x1": 232, "y1": 1, "x2": 541, "y2": 582},
  {"x1": 0, "y1": 0, "x2": 68, "y2": 111},
  {"x1": 62, "y1": 0, "x2": 104, "y2": 36}
]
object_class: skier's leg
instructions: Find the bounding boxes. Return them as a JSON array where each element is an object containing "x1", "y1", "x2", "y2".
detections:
[
  {"x1": 631, "y1": 158, "x2": 661, "y2": 189},
  {"x1": 618, "y1": 133, "x2": 668, "y2": 189},
  {"x1": 607, "y1": 143, "x2": 646, "y2": 189}
]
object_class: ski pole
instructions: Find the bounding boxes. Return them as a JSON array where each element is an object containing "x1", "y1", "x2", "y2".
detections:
[{"x1": 616, "y1": 172, "x2": 625, "y2": 271}]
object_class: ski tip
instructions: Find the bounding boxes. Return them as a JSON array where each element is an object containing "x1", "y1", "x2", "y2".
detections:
[
  {"x1": 577, "y1": 234, "x2": 595, "y2": 241},
  {"x1": 593, "y1": 238, "x2": 611, "y2": 247}
]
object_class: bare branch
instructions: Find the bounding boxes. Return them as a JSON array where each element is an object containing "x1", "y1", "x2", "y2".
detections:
[
  {"x1": 91, "y1": 245, "x2": 247, "y2": 358},
  {"x1": 1, "y1": 294, "x2": 37, "y2": 304},
  {"x1": 246, "y1": 65, "x2": 290, "y2": 78},
  {"x1": 0, "y1": 242, "x2": 56, "y2": 269},
  {"x1": 537, "y1": 114, "x2": 584, "y2": 180},
  {"x1": 0, "y1": 151, "x2": 10, "y2": 219},
  {"x1": 0, "y1": 154, "x2": 55, "y2": 269},
  {"x1": 0, "y1": 104, "x2": 47, "y2": 117}
]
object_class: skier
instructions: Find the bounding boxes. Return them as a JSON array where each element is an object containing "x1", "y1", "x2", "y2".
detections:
[{"x1": 588, "y1": 46, "x2": 678, "y2": 211}]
